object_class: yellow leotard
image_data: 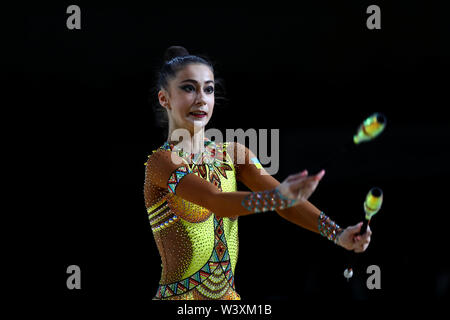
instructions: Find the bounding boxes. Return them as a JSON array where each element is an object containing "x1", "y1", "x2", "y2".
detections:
[{"x1": 144, "y1": 139, "x2": 240, "y2": 300}]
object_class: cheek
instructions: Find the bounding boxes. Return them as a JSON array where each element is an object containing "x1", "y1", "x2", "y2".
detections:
[
  {"x1": 172, "y1": 95, "x2": 193, "y2": 115},
  {"x1": 207, "y1": 95, "x2": 215, "y2": 107}
]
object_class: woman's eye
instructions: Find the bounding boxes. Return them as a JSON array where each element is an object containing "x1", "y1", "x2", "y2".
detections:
[
  {"x1": 205, "y1": 86, "x2": 214, "y2": 94},
  {"x1": 181, "y1": 85, "x2": 195, "y2": 92}
]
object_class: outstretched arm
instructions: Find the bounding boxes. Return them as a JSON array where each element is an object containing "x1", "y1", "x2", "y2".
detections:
[
  {"x1": 145, "y1": 149, "x2": 320, "y2": 219},
  {"x1": 229, "y1": 141, "x2": 323, "y2": 233},
  {"x1": 229, "y1": 142, "x2": 372, "y2": 251}
]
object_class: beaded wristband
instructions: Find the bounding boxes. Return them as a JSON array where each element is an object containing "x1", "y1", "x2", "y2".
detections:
[
  {"x1": 318, "y1": 212, "x2": 343, "y2": 244},
  {"x1": 241, "y1": 188, "x2": 296, "y2": 213}
]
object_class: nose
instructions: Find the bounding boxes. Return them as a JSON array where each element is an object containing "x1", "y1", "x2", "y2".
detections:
[{"x1": 194, "y1": 91, "x2": 207, "y2": 106}]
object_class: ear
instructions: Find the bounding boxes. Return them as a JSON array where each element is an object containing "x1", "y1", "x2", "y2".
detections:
[{"x1": 158, "y1": 90, "x2": 170, "y2": 110}]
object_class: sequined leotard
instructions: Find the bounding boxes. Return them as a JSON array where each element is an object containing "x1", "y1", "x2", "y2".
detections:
[
  {"x1": 144, "y1": 138, "x2": 241, "y2": 300},
  {"x1": 144, "y1": 136, "x2": 342, "y2": 300}
]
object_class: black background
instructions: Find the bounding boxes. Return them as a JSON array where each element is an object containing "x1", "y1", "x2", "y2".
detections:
[{"x1": 12, "y1": 0, "x2": 450, "y2": 314}]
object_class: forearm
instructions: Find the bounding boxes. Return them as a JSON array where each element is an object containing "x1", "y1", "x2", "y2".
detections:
[
  {"x1": 176, "y1": 174, "x2": 295, "y2": 219},
  {"x1": 238, "y1": 163, "x2": 326, "y2": 232},
  {"x1": 230, "y1": 143, "x2": 343, "y2": 243},
  {"x1": 204, "y1": 189, "x2": 257, "y2": 218},
  {"x1": 276, "y1": 201, "x2": 343, "y2": 244},
  {"x1": 276, "y1": 200, "x2": 322, "y2": 234}
]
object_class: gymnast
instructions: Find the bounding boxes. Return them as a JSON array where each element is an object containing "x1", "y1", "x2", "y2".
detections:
[{"x1": 144, "y1": 46, "x2": 372, "y2": 300}]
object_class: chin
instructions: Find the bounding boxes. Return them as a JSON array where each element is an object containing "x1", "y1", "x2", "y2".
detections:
[{"x1": 187, "y1": 117, "x2": 209, "y2": 128}]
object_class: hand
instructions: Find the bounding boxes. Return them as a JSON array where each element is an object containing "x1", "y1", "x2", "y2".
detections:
[
  {"x1": 337, "y1": 222, "x2": 372, "y2": 253},
  {"x1": 276, "y1": 169, "x2": 325, "y2": 204}
]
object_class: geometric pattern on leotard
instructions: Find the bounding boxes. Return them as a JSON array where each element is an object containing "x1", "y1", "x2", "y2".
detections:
[
  {"x1": 155, "y1": 215, "x2": 235, "y2": 299},
  {"x1": 160, "y1": 139, "x2": 233, "y2": 193},
  {"x1": 146, "y1": 139, "x2": 239, "y2": 300},
  {"x1": 148, "y1": 199, "x2": 179, "y2": 232},
  {"x1": 167, "y1": 166, "x2": 190, "y2": 194}
]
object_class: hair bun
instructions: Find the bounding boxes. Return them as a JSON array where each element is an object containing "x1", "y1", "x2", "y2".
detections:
[{"x1": 164, "y1": 46, "x2": 189, "y2": 62}]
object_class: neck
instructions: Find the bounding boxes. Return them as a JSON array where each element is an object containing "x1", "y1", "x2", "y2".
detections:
[{"x1": 167, "y1": 123, "x2": 206, "y2": 154}]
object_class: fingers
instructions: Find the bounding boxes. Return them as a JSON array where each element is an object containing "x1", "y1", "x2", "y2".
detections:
[
  {"x1": 286, "y1": 169, "x2": 325, "y2": 183},
  {"x1": 354, "y1": 240, "x2": 367, "y2": 253},
  {"x1": 285, "y1": 169, "x2": 325, "y2": 202},
  {"x1": 292, "y1": 176, "x2": 320, "y2": 194},
  {"x1": 295, "y1": 171, "x2": 325, "y2": 187},
  {"x1": 366, "y1": 225, "x2": 372, "y2": 236},
  {"x1": 354, "y1": 240, "x2": 370, "y2": 253},
  {"x1": 353, "y1": 226, "x2": 372, "y2": 253},
  {"x1": 363, "y1": 226, "x2": 372, "y2": 241},
  {"x1": 355, "y1": 234, "x2": 371, "y2": 246},
  {"x1": 349, "y1": 222, "x2": 364, "y2": 237},
  {"x1": 313, "y1": 169, "x2": 325, "y2": 181},
  {"x1": 286, "y1": 170, "x2": 308, "y2": 182},
  {"x1": 290, "y1": 174, "x2": 315, "y2": 190},
  {"x1": 355, "y1": 225, "x2": 372, "y2": 242},
  {"x1": 354, "y1": 247, "x2": 365, "y2": 253},
  {"x1": 354, "y1": 234, "x2": 370, "y2": 244}
]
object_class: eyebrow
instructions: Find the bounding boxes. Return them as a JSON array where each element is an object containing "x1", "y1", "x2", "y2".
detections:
[{"x1": 180, "y1": 79, "x2": 215, "y2": 85}]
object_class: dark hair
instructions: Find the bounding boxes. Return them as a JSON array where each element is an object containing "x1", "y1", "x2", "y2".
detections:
[
  {"x1": 157, "y1": 46, "x2": 214, "y2": 91},
  {"x1": 150, "y1": 46, "x2": 226, "y2": 130}
]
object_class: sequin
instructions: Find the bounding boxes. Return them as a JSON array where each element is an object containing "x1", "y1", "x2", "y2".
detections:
[
  {"x1": 241, "y1": 188, "x2": 295, "y2": 213},
  {"x1": 167, "y1": 166, "x2": 191, "y2": 194},
  {"x1": 318, "y1": 212, "x2": 343, "y2": 244},
  {"x1": 144, "y1": 138, "x2": 240, "y2": 300}
]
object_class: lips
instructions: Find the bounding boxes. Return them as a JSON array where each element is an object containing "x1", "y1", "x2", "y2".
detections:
[{"x1": 189, "y1": 111, "x2": 207, "y2": 118}]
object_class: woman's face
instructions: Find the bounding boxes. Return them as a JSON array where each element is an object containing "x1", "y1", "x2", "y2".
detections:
[{"x1": 159, "y1": 63, "x2": 215, "y2": 135}]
